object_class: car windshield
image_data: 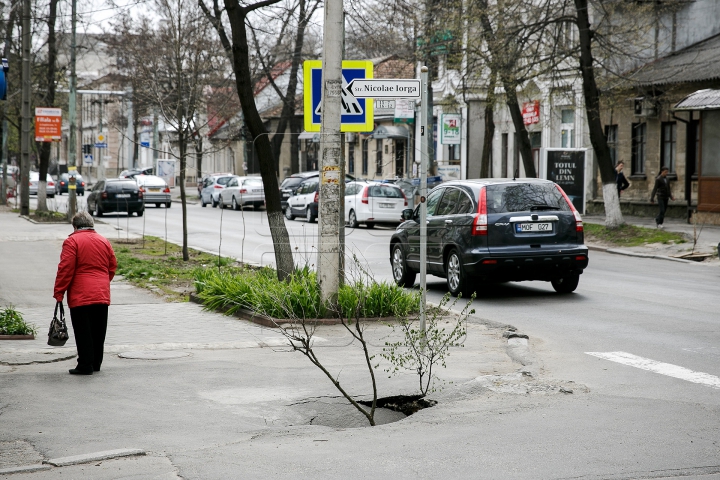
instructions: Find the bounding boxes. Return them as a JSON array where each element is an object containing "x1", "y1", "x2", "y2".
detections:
[
  {"x1": 137, "y1": 177, "x2": 165, "y2": 187},
  {"x1": 216, "y1": 176, "x2": 233, "y2": 186},
  {"x1": 106, "y1": 181, "x2": 137, "y2": 193},
  {"x1": 369, "y1": 185, "x2": 403, "y2": 198},
  {"x1": 486, "y1": 183, "x2": 570, "y2": 214},
  {"x1": 244, "y1": 178, "x2": 263, "y2": 186},
  {"x1": 281, "y1": 177, "x2": 307, "y2": 189}
]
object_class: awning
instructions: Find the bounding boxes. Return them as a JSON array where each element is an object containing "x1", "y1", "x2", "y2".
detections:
[
  {"x1": 371, "y1": 125, "x2": 410, "y2": 139},
  {"x1": 674, "y1": 89, "x2": 720, "y2": 111}
]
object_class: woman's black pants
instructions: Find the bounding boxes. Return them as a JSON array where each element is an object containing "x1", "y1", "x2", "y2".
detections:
[{"x1": 69, "y1": 304, "x2": 108, "y2": 372}]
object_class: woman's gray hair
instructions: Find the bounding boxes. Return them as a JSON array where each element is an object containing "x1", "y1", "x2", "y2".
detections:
[{"x1": 71, "y1": 211, "x2": 94, "y2": 229}]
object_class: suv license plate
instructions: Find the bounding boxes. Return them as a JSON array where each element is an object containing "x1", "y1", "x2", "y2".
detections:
[
  {"x1": 116, "y1": 194, "x2": 131, "y2": 198},
  {"x1": 379, "y1": 203, "x2": 394, "y2": 208},
  {"x1": 516, "y1": 222, "x2": 552, "y2": 233}
]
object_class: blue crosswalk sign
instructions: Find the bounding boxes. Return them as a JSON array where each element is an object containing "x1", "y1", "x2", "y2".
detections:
[{"x1": 303, "y1": 60, "x2": 374, "y2": 132}]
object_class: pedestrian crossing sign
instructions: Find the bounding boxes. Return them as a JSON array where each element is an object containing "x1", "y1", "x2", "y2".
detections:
[{"x1": 303, "y1": 60, "x2": 374, "y2": 133}]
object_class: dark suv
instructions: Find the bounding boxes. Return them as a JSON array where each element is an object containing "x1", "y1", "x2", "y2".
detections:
[
  {"x1": 87, "y1": 179, "x2": 145, "y2": 217},
  {"x1": 389, "y1": 179, "x2": 588, "y2": 295}
]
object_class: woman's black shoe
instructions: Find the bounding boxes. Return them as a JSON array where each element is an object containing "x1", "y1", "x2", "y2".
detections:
[{"x1": 69, "y1": 368, "x2": 93, "y2": 375}]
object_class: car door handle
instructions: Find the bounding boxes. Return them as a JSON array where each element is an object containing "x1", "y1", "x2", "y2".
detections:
[{"x1": 445, "y1": 219, "x2": 453, "y2": 224}]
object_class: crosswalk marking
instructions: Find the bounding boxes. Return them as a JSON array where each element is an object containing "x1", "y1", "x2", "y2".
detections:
[{"x1": 586, "y1": 351, "x2": 720, "y2": 389}]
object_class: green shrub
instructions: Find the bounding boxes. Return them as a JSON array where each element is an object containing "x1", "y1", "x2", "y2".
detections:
[
  {"x1": 0, "y1": 305, "x2": 37, "y2": 336},
  {"x1": 194, "y1": 267, "x2": 419, "y2": 319}
]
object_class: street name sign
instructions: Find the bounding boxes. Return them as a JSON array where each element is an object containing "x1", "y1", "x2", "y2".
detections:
[
  {"x1": 303, "y1": 60, "x2": 374, "y2": 133},
  {"x1": 347, "y1": 79, "x2": 421, "y2": 99}
]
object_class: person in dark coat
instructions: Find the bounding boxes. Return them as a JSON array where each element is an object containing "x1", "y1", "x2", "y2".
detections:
[
  {"x1": 615, "y1": 161, "x2": 630, "y2": 196},
  {"x1": 650, "y1": 166, "x2": 674, "y2": 228},
  {"x1": 54, "y1": 211, "x2": 117, "y2": 375}
]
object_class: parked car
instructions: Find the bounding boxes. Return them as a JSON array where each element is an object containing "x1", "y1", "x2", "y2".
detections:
[
  {"x1": 87, "y1": 179, "x2": 144, "y2": 217},
  {"x1": 344, "y1": 181, "x2": 408, "y2": 228},
  {"x1": 136, "y1": 175, "x2": 171, "y2": 208},
  {"x1": 219, "y1": 176, "x2": 265, "y2": 210},
  {"x1": 57, "y1": 173, "x2": 86, "y2": 196},
  {"x1": 28, "y1": 172, "x2": 56, "y2": 197},
  {"x1": 280, "y1": 171, "x2": 356, "y2": 212},
  {"x1": 119, "y1": 166, "x2": 154, "y2": 179},
  {"x1": 198, "y1": 172, "x2": 232, "y2": 196},
  {"x1": 389, "y1": 179, "x2": 588, "y2": 296},
  {"x1": 200, "y1": 174, "x2": 238, "y2": 208},
  {"x1": 285, "y1": 176, "x2": 319, "y2": 222}
]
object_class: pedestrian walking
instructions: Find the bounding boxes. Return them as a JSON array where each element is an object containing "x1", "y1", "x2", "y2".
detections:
[
  {"x1": 53, "y1": 211, "x2": 117, "y2": 375},
  {"x1": 650, "y1": 166, "x2": 674, "y2": 228},
  {"x1": 615, "y1": 161, "x2": 630, "y2": 196}
]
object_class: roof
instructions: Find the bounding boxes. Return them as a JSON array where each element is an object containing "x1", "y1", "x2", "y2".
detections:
[
  {"x1": 674, "y1": 89, "x2": 720, "y2": 110},
  {"x1": 628, "y1": 33, "x2": 720, "y2": 87}
]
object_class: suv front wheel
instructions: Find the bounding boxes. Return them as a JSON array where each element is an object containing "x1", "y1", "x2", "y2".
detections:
[
  {"x1": 551, "y1": 273, "x2": 579, "y2": 294},
  {"x1": 391, "y1": 243, "x2": 416, "y2": 287}
]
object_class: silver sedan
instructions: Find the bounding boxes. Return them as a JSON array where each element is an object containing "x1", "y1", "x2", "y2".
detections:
[
  {"x1": 135, "y1": 175, "x2": 171, "y2": 208},
  {"x1": 29, "y1": 172, "x2": 56, "y2": 197},
  {"x1": 220, "y1": 176, "x2": 265, "y2": 210}
]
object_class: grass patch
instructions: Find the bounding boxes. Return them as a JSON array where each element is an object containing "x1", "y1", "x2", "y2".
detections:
[
  {"x1": 194, "y1": 266, "x2": 419, "y2": 319},
  {"x1": 13, "y1": 208, "x2": 67, "y2": 222},
  {"x1": 584, "y1": 222, "x2": 687, "y2": 247},
  {"x1": 112, "y1": 236, "x2": 243, "y2": 302},
  {"x1": 0, "y1": 305, "x2": 37, "y2": 336}
]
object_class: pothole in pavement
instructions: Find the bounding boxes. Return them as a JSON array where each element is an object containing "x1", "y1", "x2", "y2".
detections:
[
  {"x1": 118, "y1": 351, "x2": 191, "y2": 360},
  {"x1": 290, "y1": 395, "x2": 437, "y2": 428}
]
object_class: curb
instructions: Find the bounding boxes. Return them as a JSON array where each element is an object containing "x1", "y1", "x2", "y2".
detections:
[
  {"x1": 0, "y1": 464, "x2": 52, "y2": 475},
  {"x1": 45, "y1": 448, "x2": 145, "y2": 467},
  {"x1": 586, "y1": 243, "x2": 698, "y2": 264}
]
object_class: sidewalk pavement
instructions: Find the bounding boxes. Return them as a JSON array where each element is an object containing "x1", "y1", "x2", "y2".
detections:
[{"x1": 0, "y1": 211, "x2": 532, "y2": 478}]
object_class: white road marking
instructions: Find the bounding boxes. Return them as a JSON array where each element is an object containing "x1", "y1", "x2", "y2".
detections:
[{"x1": 586, "y1": 351, "x2": 720, "y2": 389}]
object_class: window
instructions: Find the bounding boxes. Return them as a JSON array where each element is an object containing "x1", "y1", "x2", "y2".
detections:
[
  {"x1": 345, "y1": 184, "x2": 359, "y2": 196},
  {"x1": 375, "y1": 139, "x2": 383, "y2": 175},
  {"x1": 436, "y1": 188, "x2": 460, "y2": 216},
  {"x1": 661, "y1": 122, "x2": 676, "y2": 173},
  {"x1": 369, "y1": 185, "x2": 403, "y2": 198},
  {"x1": 362, "y1": 139, "x2": 369, "y2": 175},
  {"x1": 631, "y1": 123, "x2": 646, "y2": 175},
  {"x1": 605, "y1": 125, "x2": 618, "y2": 166},
  {"x1": 486, "y1": 183, "x2": 570, "y2": 214},
  {"x1": 456, "y1": 191, "x2": 474, "y2": 214},
  {"x1": 348, "y1": 147, "x2": 355, "y2": 175},
  {"x1": 561, "y1": 109, "x2": 575, "y2": 148},
  {"x1": 501, "y1": 133, "x2": 508, "y2": 177},
  {"x1": 425, "y1": 188, "x2": 444, "y2": 216}
]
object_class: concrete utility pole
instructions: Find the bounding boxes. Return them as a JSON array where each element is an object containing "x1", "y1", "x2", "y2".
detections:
[
  {"x1": 0, "y1": 117, "x2": 7, "y2": 206},
  {"x1": 419, "y1": 66, "x2": 429, "y2": 333},
  {"x1": 153, "y1": 107, "x2": 159, "y2": 166},
  {"x1": 317, "y1": 0, "x2": 344, "y2": 304},
  {"x1": 67, "y1": 0, "x2": 78, "y2": 219},
  {"x1": 19, "y1": 0, "x2": 31, "y2": 216}
]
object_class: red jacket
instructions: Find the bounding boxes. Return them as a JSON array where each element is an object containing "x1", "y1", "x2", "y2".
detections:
[{"x1": 53, "y1": 229, "x2": 117, "y2": 308}]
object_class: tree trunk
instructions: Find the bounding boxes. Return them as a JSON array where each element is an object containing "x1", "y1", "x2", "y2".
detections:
[
  {"x1": 503, "y1": 83, "x2": 536, "y2": 178},
  {"x1": 574, "y1": 0, "x2": 624, "y2": 227},
  {"x1": 36, "y1": 0, "x2": 59, "y2": 212},
  {"x1": 480, "y1": 71, "x2": 497, "y2": 178},
  {"x1": 194, "y1": 136, "x2": 203, "y2": 183},
  {"x1": 179, "y1": 129, "x2": 189, "y2": 261},
  {"x1": 224, "y1": 0, "x2": 294, "y2": 281}
]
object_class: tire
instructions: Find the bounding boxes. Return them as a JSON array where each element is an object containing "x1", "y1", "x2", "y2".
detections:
[
  {"x1": 306, "y1": 207, "x2": 316, "y2": 223},
  {"x1": 255, "y1": 202, "x2": 264, "y2": 209},
  {"x1": 48, "y1": 194, "x2": 55, "y2": 198},
  {"x1": 155, "y1": 203, "x2": 161, "y2": 208},
  {"x1": 136, "y1": 209, "x2": 144, "y2": 217},
  {"x1": 285, "y1": 206, "x2": 295, "y2": 220},
  {"x1": 165, "y1": 202, "x2": 171, "y2": 208},
  {"x1": 365, "y1": 222, "x2": 375, "y2": 229},
  {"x1": 551, "y1": 273, "x2": 580, "y2": 294},
  {"x1": 57, "y1": 190, "x2": 62, "y2": 196},
  {"x1": 201, "y1": 195, "x2": 207, "y2": 207},
  {"x1": 232, "y1": 197, "x2": 239, "y2": 211},
  {"x1": 212, "y1": 196, "x2": 218, "y2": 208},
  {"x1": 94, "y1": 203, "x2": 103, "y2": 217},
  {"x1": 446, "y1": 249, "x2": 471, "y2": 298},
  {"x1": 348, "y1": 209, "x2": 359, "y2": 228},
  {"x1": 391, "y1": 243, "x2": 416, "y2": 287}
]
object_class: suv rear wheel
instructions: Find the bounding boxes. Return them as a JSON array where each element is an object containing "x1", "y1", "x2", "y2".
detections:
[
  {"x1": 285, "y1": 207, "x2": 295, "y2": 220},
  {"x1": 348, "y1": 209, "x2": 358, "y2": 228},
  {"x1": 446, "y1": 249, "x2": 471, "y2": 297},
  {"x1": 306, "y1": 207, "x2": 316, "y2": 223},
  {"x1": 551, "y1": 273, "x2": 579, "y2": 294},
  {"x1": 391, "y1": 243, "x2": 416, "y2": 287}
]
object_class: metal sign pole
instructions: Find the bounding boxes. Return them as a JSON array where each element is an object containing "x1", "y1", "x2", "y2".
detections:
[{"x1": 419, "y1": 65, "x2": 428, "y2": 333}]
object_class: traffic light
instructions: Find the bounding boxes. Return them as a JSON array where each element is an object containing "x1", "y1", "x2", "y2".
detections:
[{"x1": 82, "y1": 144, "x2": 91, "y2": 154}]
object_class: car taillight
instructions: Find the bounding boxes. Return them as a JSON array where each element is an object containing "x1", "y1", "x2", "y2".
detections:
[
  {"x1": 138, "y1": 191, "x2": 143, "y2": 199},
  {"x1": 314, "y1": 190, "x2": 319, "y2": 203},
  {"x1": 361, "y1": 186, "x2": 369, "y2": 204},
  {"x1": 101, "y1": 192, "x2": 108, "y2": 199},
  {"x1": 139, "y1": 187, "x2": 146, "y2": 193},
  {"x1": 214, "y1": 185, "x2": 223, "y2": 189},
  {"x1": 60, "y1": 181, "x2": 65, "y2": 185},
  {"x1": 471, "y1": 187, "x2": 488, "y2": 236},
  {"x1": 400, "y1": 190, "x2": 408, "y2": 207},
  {"x1": 555, "y1": 185, "x2": 583, "y2": 232},
  {"x1": 163, "y1": 187, "x2": 170, "y2": 193},
  {"x1": 81, "y1": 182, "x2": 85, "y2": 187},
  {"x1": 240, "y1": 188, "x2": 247, "y2": 194},
  {"x1": 48, "y1": 181, "x2": 54, "y2": 186}
]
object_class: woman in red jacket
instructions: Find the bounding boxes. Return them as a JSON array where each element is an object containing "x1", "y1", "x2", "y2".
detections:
[{"x1": 54, "y1": 211, "x2": 117, "y2": 375}]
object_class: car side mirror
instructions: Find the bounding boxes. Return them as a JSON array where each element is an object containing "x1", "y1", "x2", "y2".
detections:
[{"x1": 401, "y1": 208, "x2": 414, "y2": 221}]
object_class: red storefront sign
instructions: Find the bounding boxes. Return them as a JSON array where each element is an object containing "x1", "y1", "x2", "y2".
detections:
[
  {"x1": 522, "y1": 100, "x2": 540, "y2": 125},
  {"x1": 34, "y1": 107, "x2": 62, "y2": 142}
]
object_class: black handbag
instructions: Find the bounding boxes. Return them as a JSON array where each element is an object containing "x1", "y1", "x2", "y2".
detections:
[{"x1": 48, "y1": 301, "x2": 69, "y2": 347}]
